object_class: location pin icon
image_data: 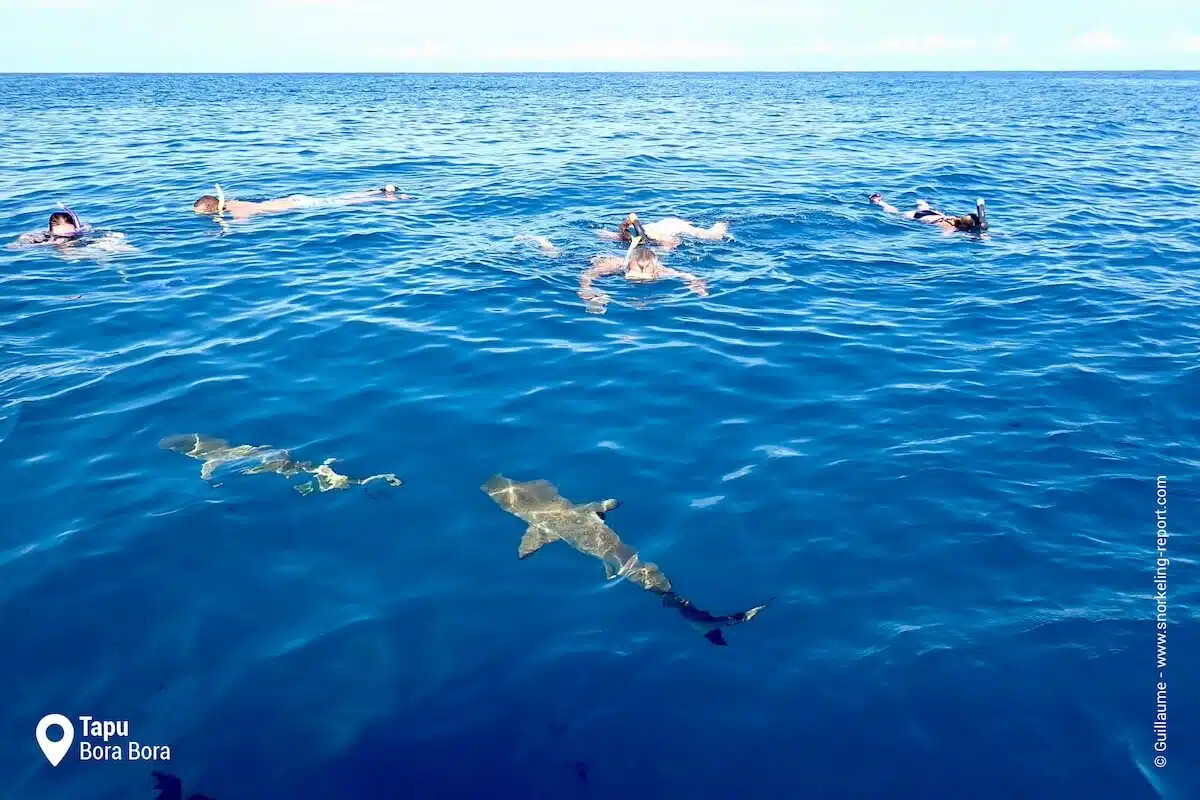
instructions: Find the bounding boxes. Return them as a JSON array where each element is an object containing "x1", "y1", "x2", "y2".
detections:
[{"x1": 36, "y1": 714, "x2": 74, "y2": 766}]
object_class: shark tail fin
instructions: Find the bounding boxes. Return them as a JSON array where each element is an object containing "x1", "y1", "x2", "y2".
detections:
[
  {"x1": 518, "y1": 525, "x2": 560, "y2": 559},
  {"x1": 703, "y1": 596, "x2": 776, "y2": 645},
  {"x1": 735, "y1": 598, "x2": 775, "y2": 624}
]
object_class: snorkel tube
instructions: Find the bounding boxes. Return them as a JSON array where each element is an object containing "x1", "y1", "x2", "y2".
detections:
[
  {"x1": 214, "y1": 184, "x2": 227, "y2": 216},
  {"x1": 976, "y1": 198, "x2": 988, "y2": 231},
  {"x1": 623, "y1": 234, "x2": 642, "y2": 269}
]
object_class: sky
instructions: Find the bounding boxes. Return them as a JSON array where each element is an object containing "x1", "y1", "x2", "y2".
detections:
[{"x1": 1, "y1": 0, "x2": 1198, "y2": 72}]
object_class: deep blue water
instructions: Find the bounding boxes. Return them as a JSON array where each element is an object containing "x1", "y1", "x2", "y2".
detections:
[{"x1": 1, "y1": 72, "x2": 1198, "y2": 799}]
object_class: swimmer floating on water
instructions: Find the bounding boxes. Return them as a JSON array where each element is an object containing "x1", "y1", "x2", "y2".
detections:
[
  {"x1": 9, "y1": 203, "x2": 134, "y2": 252},
  {"x1": 192, "y1": 183, "x2": 410, "y2": 220},
  {"x1": 579, "y1": 232, "x2": 708, "y2": 312},
  {"x1": 597, "y1": 212, "x2": 729, "y2": 251},
  {"x1": 869, "y1": 193, "x2": 988, "y2": 233}
]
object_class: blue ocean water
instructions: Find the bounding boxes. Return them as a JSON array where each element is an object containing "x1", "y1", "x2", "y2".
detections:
[{"x1": 1, "y1": 72, "x2": 1198, "y2": 799}]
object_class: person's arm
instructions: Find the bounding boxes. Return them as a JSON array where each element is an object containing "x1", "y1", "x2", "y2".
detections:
[
  {"x1": 88, "y1": 232, "x2": 138, "y2": 253},
  {"x1": 659, "y1": 268, "x2": 708, "y2": 297},
  {"x1": 579, "y1": 256, "x2": 625, "y2": 299},
  {"x1": 10, "y1": 232, "x2": 49, "y2": 247},
  {"x1": 869, "y1": 193, "x2": 905, "y2": 216}
]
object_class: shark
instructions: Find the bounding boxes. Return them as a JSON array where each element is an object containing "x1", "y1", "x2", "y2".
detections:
[
  {"x1": 160, "y1": 434, "x2": 403, "y2": 495},
  {"x1": 481, "y1": 474, "x2": 771, "y2": 645}
]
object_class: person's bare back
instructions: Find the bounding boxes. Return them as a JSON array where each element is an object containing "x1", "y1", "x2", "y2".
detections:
[{"x1": 597, "y1": 212, "x2": 729, "y2": 250}]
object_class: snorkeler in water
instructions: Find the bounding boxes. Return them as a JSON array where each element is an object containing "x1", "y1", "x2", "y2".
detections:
[
  {"x1": 578, "y1": 233, "x2": 708, "y2": 311},
  {"x1": 9, "y1": 203, "x2": 134, "y2": 252},
  {"x1": 191, "y1": 183, "x2": 410, "y2": 220},
  {"x1": 597, "y1": 212, "x2": 729, "y2": 251},
  {"x1": 869, "y1": 193, "x2": 988, "y2": 233}
]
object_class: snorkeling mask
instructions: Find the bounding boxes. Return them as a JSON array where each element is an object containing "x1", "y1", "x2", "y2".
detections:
[{"x1": 54, "y1": 202, "x2": 89, "y2": 239}]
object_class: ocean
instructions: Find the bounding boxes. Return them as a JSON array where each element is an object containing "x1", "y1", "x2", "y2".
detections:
[{"x1": 0, "y1": 72, "x2": 1197, "y2": 799}]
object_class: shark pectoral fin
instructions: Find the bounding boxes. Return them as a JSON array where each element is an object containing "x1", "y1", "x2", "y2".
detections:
[
  {"x1": 483, "y1": 475, "x2": 564, "y2": 511},
  {"x1": 160, "y1": 433, "x2": 207, "y2": 454},
  {"x1": 582, "y1": 499, "x2": 620, "y2": 519},
  {"x1": 518, "y1": 525, "x2": 560, "y2": 559},
  {"x1": 482, "y1": 474, "x2": 512, "y2": 494},
  {"x1": 704, "y1": 630, "x2": 729, "y2": 646}
]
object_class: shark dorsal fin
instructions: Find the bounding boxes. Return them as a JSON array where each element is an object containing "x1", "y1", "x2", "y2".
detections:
[
  {"x1": 582, "y1": 499, "x2": 620, "y2": 520},
  {"x1": 518, "y1": 524, "x2": 560, "y2": 559}
]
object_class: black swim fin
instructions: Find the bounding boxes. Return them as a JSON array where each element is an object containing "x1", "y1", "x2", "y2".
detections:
[{"x1": 704, "y1": 629, "x2": 728, "y2": 646}]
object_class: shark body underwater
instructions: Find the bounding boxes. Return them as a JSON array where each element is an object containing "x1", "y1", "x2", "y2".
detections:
[
  {"x1": 482, "y1": 474, "x2": 772, "y2": 645},
  {"x1": 160, "y1": 434, "x2": 402, "y2": 495}
]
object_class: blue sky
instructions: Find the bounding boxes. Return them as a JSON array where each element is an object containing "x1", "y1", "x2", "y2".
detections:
[{"x1": 1, "y1": 0, "x2": 1198, "y2": 71}]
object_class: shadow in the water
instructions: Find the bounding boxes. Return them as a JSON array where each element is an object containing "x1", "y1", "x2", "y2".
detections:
[
  {"x1": 151, "y1": 770, "x2": 214, "y2": 800},
  {"x1": 158, "y1": 600, "x2": 688, "y2": 800}
]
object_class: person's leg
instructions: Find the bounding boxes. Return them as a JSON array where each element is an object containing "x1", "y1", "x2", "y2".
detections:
[
  {"x1": 647, "y1": 218, "x2": 728, "y2": 241},
  {"x1": 683, "y1": 221, "x2": 728, "y2": 240}
]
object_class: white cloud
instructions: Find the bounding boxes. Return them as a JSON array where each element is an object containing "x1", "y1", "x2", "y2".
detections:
[
  {"x1": 877, "y1": 35, "x2": 977, "y2": 55},
  {"x1": 260, "y1": 0, "x2": 388, "y2": 8},
  {"x1": 1165, "y1": 33, "x2": 1200, "y2": 52},
  {"x1": 1071, "y1": 31, "x2": 1123, "y2": 52},
  {"x1": 0, "y1": 0, "x2": 100, "y2": 7},
  {"x1": 367, "y1": 42, "x2": 451, "y2": 61},
  {"x1": 367, "y1": 39, "x2": 741, "y2": 64},
  {"x1": 733, "y1": 4, "x2": 830, "y2": 22},
  {"x1": 397, "y1": 40, "x2": 743, "y2": 63},
  {"x1": 785, "y1": 35, "x2": 1012, "y2": 59},
  {"x1": 790, "y1": 38, "x2": 836, "y2": 55}
]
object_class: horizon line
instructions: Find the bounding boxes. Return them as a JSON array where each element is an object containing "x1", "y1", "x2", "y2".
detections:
[{"x1": 1, "y1": 68, "x2": 1197, "y2": 76}]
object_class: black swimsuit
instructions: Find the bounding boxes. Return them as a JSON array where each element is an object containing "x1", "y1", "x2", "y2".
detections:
[{"x1": 914, "y1": 209, "x2": 942, "y2": 220}]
